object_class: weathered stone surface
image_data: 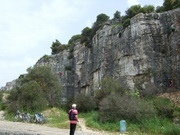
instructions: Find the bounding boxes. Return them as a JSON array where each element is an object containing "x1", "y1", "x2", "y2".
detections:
[
  {"x1": 0, "y1": 80, "x2": 17, "y2": 91},
  {"x1": 1, "y1": 9, "x2": 180, "y2": 101}
]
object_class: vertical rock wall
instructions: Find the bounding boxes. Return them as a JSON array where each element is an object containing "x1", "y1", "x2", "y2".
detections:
[{"x1": 4, "y1": 9, "x2": 179, "y2": 101}]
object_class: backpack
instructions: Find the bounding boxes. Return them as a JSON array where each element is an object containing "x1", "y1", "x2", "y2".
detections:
[{"x1": 68, "y1": 109, "x2": 75, "y2": 120}]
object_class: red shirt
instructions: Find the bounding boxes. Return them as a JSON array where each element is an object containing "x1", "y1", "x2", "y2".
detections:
[{"x1": 68, "y1": 109, "x2": 78, "y2": 124}]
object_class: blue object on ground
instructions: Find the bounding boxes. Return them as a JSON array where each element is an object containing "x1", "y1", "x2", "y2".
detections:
[{"x1": 120, "y1": 120, "x2": 126, "y2": 132}]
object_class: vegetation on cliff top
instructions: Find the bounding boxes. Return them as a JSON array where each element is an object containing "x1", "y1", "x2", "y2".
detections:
[{"x1": 50, "y1": 0, "x2": 180, "y2": 55}]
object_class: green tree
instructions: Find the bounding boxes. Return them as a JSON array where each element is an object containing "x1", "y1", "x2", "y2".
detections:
[
  {"x1": 91, "y1": 13, "x2": 110, "y2": 39},
  {"x1": 113, "y1": 10, "x2": 121, "y2": 19},
  {"x1": 25, "y1": 66, "x2": 62, "y2": 107},
  {"x1": 171, "y1": 0, "x2": 180, "y2": 9},
  {"x1": 122, "y1": 17, "x2": 130, "y2": 28},
  {"x1": 125, "y1": 5, "x2": 143, "y2": 18},
  {"x1": 7, "y1": 66, "x2": 62, "y2": 112},
  {"x1": 163, "y1": 0, "x2": 174, "y2": 11},
  {"x1": 68, "y1": 34, "x2": 82, "y2": 44},
  {"x1": 7, "y1": 81, "x2": 48, "y2": 112},
  {"x1": 142, "y1": 5, "x2": 155, "y2": 13},
  {"x1": 50, "y1": 39, "x2": 61, "y2": 55},
  {"x1": 81, "y1": 27, "x2": 92, "y2": 37},
  {"x1": 81, "y1": 27, "x2": 92, "y2": 46},
  {"x1": 163, "y1": 0, "x2": 180, "y2": 11},
  {"x1": 156, "y1": 6, "x2": 164, "y2": 13},
  {"x1": 96, "y1": 13, "x2": 109, "y2": 24}
]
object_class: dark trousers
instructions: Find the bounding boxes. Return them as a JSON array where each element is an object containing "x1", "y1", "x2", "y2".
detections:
[{"x1": 70, "y1": 124, "x2": 77, "y2": 135}]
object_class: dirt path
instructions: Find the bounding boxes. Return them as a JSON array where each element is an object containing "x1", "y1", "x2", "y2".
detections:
[{"x1": 0, "y1": 111, "x2": 122, "y2": 135}]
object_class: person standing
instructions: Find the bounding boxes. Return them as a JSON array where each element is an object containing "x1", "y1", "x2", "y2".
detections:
[{"x1": 68, "y1": 104, "x2": 78, "y2": 135}]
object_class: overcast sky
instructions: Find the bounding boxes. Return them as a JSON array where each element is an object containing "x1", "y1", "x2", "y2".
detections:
[{"x1": 0, "y1": 0, "x2": 164, "y2": 87}]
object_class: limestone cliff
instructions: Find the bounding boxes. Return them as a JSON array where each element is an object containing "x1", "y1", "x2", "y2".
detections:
[{"x1": 2, "y1": 9, "x2": 180, "y2": 101}]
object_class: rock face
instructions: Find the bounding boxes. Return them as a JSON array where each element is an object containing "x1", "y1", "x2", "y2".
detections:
[
  {"x1": 2, "y1": 9, "x2": 180, "y2": 101},
  {"x1": 0, "y1": 80, "x2": 17, "y2": 91}
]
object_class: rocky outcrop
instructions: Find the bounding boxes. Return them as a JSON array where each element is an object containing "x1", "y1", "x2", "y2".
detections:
[
  {"x1": 2, "y1": 9, "x2": 180, "y2": 101},
  {"x1": 0, "y1": 80, "x2": 17, "y2": 91}
]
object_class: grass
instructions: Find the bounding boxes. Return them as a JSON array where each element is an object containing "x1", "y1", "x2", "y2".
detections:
[
  {"x1": 128, "y1": 117, "x2": 180, "y2": 135},
  {"x1": 42, "y1": 107, "x2": 69, "y2": 129},
  {"x1": 79, "y1": 111, "x2": 180, "y2": 135},
  {"x1": 3, "y1": 107, "x2": 70, "y2": 129},
  {"x1": 79, "y1": 111, "x2": 119, "y2": 132}
]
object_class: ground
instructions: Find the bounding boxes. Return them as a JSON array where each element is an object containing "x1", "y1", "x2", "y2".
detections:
[
  {"x1": 0, "y1": 91, "x2": 179, "y2": 135},
  {"x1": 0, "y1": 111, "x2": 122, "y2": 135}
]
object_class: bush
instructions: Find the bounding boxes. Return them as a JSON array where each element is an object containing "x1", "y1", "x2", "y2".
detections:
[
  {"x1": 6, "y1": 66, "x2": 62, "y2": 113},
  {"x1": 153, "y1": 97, "x2": 174, "y2": 118},
  {"x1": 0, "y1": 92, "x2": 7, "y2": 110},
  {"x1": 68, "y1": 34, "x2": 82, "y2": 44},
  {"x1": 95, "y1": 77, "x2": 127, "y2": 106},
  {"x1": 51, "y1": 39, "x2": 61, "y2": 54},
  {"x1": 74, "y1": 93, "x2": 97, "y2": 112},
  {"x1": 122, "y1": 18, "x2": 130, "y2": 28},
  {"x1": 7, "y1": 81, "x2": 48, "y2": 113},
  {"x1": 98, "y1": 93, "x2": 156, "y2": 122}
]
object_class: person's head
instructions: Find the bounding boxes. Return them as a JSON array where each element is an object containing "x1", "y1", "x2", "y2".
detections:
[{"x1": 72, "y1": 104, "x2": 76, "y2": 109}]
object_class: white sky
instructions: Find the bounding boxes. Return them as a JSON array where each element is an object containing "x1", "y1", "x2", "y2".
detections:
[{"x1": 0, "y1": 0, "x2": 164, "y2": 87}]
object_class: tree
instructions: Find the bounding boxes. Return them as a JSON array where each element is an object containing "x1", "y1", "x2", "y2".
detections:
[
  {"x1": 156, "y1": 6, "x2": 164, "y2": 13},
  {"x1": 171, "y1": 0, "x2": 180, "y2": 9},
  {"x1": 81, "y1": 27, "x2": 92, "y2": 37},
  {"x1": 81, "y1": 27, "x2": 92, "y2": 46},
  {"x1": 163, "y1": 0, "x2": 180, "y2": 11},
  {"x1": 142, "y1": 5, "x2": 155, "y2": 13},
  {"x1": 113, "y1": 11, "x2": 121, "y2": 19},
  {"x1": 96, "y1": 13, "x2": 109, "y2": 24},
  {"x1": 25, "y1": 66, "x2": 62, "y2": 107},
  {"x1": 7, "y1": 66, "x2": 62, "y2": 113},
  {"x1": 50, "y1": 39, "x2": 61, "y2": 55},
  {"x1": 91, "y1": 13, "x2": 110, "y2": 38},
  {"x1": 68, "y1": 34, "x2": 82, "y2": 44},
  {"x1": 163, "y1": 0, "x2": 174, "y2": 11},
  {"x1": 7, "y1": 81, "x2": 48, "y2": 112},
  {"x1": 125, "y1": 5, "x2": 143, "y2": 18}
]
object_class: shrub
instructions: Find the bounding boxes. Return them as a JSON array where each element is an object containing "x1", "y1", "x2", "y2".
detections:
[
  {"x1": 98, "y1": 93, "x2": 156, "y2": 122},
  {"x1": 6, "y1": 66, "x2": 62, "y2": 113},
  {"x1": 122, "y1": 18, "x2": 130, "y2": 28},
  {"x1": 7, "y1": 81, "x2": 48, "y2": 112},
  {"x1": 74, "y1": 93, "x2": 97, "y2": 112},
  {"x1": 42, "y1": 55, "x2": 49, "y2": 59},
  {"x1": 51, "y1": 39, "x2": 61, "y2": 54},
  {"x1": 0, "y1": 92, "x2": 7, "y2": 110},
  {"x1": 95, "y1": 77, "x2": 127, "y2": 106},
  {"x1": 68, "y1": 34, "x2": 82, "y2": 44},
  {"x1": 113, "y1": 11, "x2": 121, "y2": 19},
  {"x1": 153, "y1": 97, "x2": 174, "y2": 118}
]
